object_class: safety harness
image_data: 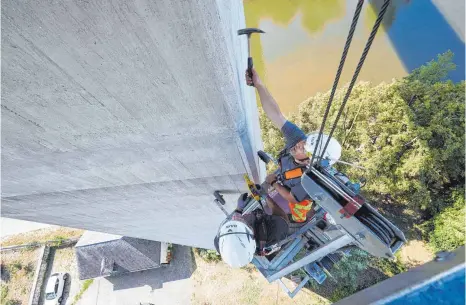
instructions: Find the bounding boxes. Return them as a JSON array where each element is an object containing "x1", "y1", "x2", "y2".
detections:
[{"x1": 277, "y1": 151, "x2": 313, "y2": 223}]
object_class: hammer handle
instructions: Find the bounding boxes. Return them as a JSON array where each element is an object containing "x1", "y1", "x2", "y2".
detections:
[{"x1": 247, "y1": 57, "x2": 254, "y2": 86}]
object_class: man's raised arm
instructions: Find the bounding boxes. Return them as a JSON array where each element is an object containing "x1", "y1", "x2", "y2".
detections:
[{"x1": 246, "y1": 69, "x2": 286, "y2": 129}]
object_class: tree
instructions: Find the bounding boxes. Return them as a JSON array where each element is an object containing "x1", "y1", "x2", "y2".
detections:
[
  {"x1": 260, "y1": 52, "x2": 465, "y2": 249},
  {"x1": 426, "y1": 188, "x2": 465, "y2": 252}
]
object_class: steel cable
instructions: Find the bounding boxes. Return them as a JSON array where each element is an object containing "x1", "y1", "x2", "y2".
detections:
[
  {"x1": 309, "y1": 0, "x2": 365, "y2": 167},
  {"x1": 320, "y1": 0, "x2": 392, "y2": 158}
]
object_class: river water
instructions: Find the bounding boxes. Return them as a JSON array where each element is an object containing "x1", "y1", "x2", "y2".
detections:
[{"x1": 244, "y1": 0, "x2": 465, "y2": 114}]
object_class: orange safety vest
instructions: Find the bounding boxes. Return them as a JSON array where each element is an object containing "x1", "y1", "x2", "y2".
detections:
[
  {"x1": 289, "y1": 199, "x2": 313, "y2": 223},
  {"x1": 282, "y1": 165, "x2": 313, "y2": 222}
]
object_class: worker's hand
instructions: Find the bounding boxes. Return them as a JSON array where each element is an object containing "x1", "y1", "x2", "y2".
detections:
[
  {"x1": 236, "y1": 193, "x2": 249, "y2": 211},
  {"x1": 245, "y1": 68, "x2": 263, "y2": 87},
  {"x1": 265, "y1": 173, "x2": 277, "y2": 185}
]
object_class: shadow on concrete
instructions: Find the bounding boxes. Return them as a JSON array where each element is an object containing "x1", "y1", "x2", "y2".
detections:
[
  {"x1": 61, "y1": 273, "x2": 72, "y2": 305},
  {"x1": 38, "y1": 244, "x2": 77, "y2": 305},
  {"x1": 38, "y1": 248, "x2": 55, "y2": 305},
  {"x1": 107, "y1": 245, "x2": 196, "y2": 291}
]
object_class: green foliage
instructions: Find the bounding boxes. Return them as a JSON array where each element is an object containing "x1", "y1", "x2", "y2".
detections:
[
  {"x1": 52, "y1": 236, "x2": 67, "y2": 247},
  {"x1": 328, "y1": 249, "x2": 371, "y2": 302},
  {"x1": 426, "y1": 188, "x2": 465, "y2": 252},
  {"x1": 259, "y1": 108, "x2": 285, "y2": 158},
  {"x1": 23, "y1": 263, "x2": 34, "y2": 277},
  {"x1": 370, "y1": 254, "x2": 407, "y2": 277},
  {"x1": 1, "y1": 286, "x2": 8, "y2": 302},
  {"x1": 195, "y1": 248, "x2": 222, "y2": 263},
  {"x1": 82, "y1": 279, "x2": 93, "y2": 290},
  {"x1": 24, "y1": 242, "x2": 40, "y2": 251},
  {"x1": 261, "y1": 51, "x2": 465, "y2": 218},
  {"x1": 7, "y1": 262, "x2": 22, "y2": 275},
  {"x1": 239, "y1": 279, "x2": 261, "y2": 305},
  {"x1": 405, "y1": 50, "x2": 456, "y2": 85},
  {"x1": 71, "y1": 279, "x2": 94, "y2": 305},
  {"x1": 3, "y1": 299, "x2": 20, "y2": 305},
  {"x1": 259, "y1": 51, "x2": 465, "y2": 299}
]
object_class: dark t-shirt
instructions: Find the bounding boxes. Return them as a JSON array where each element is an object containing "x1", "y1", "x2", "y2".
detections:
[
  {"x1": 278, "y1": 153, "x2": 309, "y2": 202},
  {"x1": 279, "y1": 121, "x2": 309, "y2": 202},
  {"x1": 214, "y1": 213, "x2": 288, "y2": 254}
]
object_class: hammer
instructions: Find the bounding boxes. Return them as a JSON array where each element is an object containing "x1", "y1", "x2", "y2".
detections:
[{"x1": 237, "y1": 28, "x2": 265, "y2": 86}]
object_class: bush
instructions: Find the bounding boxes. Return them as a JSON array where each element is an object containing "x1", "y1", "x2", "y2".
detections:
[
  {"x1": 1, "y1": 286, "x2": 8, "y2": 302},
  {"x1": 8, "y1": 262, "x2": 22, "y2": 275},
  {"x1": 261, "y1": 51, "x2": 464, "y2": 220},
  {"x1": 258, "y1": 52, "x2": 464, "y2": 300},
  {"x1": 24, "y1": 263, "x2": 35, "y2": 277},
  {"x1": 371, "y1": 255, "x2": 407, "y2": 277},
  {"x1": 328, "y1": 249, "x2": 371, "y2": 302},
  {"x1": 195, "y1": 248, "x2": 221, "y2": 263},
  {"x1": 4, "y1": 299, "x2": 20, "y2": 305},
  {"x1": 405, "y1": 50, "x2": 456, "y2": 85},
  {"x1": 426, "y1": 189, "x2": 465, "y2": 252},
  {"x1": 52, "y1": 236, "x2": 67, "y2": 247}
]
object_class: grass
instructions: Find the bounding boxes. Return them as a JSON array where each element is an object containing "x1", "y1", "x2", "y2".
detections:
[
  {"x1": 51, "y1": 236, "x2": 67, "y2": 247},
  {"x1": 239, "y1": 280, "x2": 262, "y2": 305},
  {"x1": 3, "y1": 299, "x2": 20, "y2": 305},
  {"x1": 194, "y1": 248, "x2": 221, "y2": 263},
  {"x1": 71, "y1": 279, "x2": 94, "y2": 305},
  {"x1": 0, "y1": 249, "x2": 39, "y2": 305},
  {"x1": 8, "y1": 262, "x2": 22, "y2": 275},
  {"x1": 1, "y1": 227, "x2": 84, "y2": 247},
  {"x1": 328, "y1": 285, "x2": 356, "y2": 303},
  {"x1": 1, "y1": 286, "x2": 8, "y2": 302},
  {"x1": 23, "y1": 263, "x2": 35, "y2": 276},
  {"x1": 191, "y1": 251, "x2": 330, "y2": 305},
  {"x1": 371, "y1": 255, "x2": 408, "y2": 277}
]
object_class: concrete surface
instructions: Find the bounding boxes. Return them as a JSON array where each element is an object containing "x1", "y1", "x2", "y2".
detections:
[
  {"x1": 1, "y1": 0, "x2": 264, "y2": 249},
  {"x1": 76, "y1": 245, "x2": 194, "y2": 305},
  {"x1": 1, "y1": 217, "x2": 54, "y2": 238},
  {"x1": 39, "y1": 246, "x2": 80, "y2": 305}
]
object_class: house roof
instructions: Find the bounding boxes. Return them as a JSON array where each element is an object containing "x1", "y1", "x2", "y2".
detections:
[
  {"x1": 75, "y1": 231, "x2": 161, "y2": 280},
  {"x1": 75, "y1": 231, "x2": 121, "y2": 247}
]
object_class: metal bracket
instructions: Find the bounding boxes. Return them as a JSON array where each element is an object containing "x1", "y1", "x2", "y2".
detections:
[
  {"x1": 277, "y1": 276, "x2": 311, "y2": 298},
  {"x1": 266, "y1": 234, "x2": 353, "y2": 282}
]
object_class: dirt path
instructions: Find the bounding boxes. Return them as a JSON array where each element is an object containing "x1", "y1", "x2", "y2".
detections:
[{"x1": 398, "y1": 240, "x2": 434, "y2": 268}]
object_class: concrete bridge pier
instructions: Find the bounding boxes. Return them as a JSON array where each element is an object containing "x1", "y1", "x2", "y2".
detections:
[{"x1": 1, "y1": 0, "x2": 264, "y2": 249}]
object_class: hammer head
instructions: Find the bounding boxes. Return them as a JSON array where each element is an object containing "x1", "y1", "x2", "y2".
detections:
[{"x1": 237, "y1": 28, "x2": 265, "y2": 36}]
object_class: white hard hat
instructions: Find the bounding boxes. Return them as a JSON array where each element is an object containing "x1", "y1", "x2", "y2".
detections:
[
  {"x1": 218, "y1": 220, "x2": 256, "y2": 268},
  {"x1": 305, "y1": 132, "x2": 342, "y2": 165}
]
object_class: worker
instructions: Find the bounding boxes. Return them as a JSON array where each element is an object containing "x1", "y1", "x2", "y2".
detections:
[
  {"x1": 246, "y1": 69, "x2": 314, "y2": 224},
  {"x1": 214, "y1": 191, "x2": 289, "y2": 268}
]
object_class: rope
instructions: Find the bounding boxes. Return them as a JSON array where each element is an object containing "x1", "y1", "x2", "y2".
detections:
[
  {"x1": 320, "y1": 0, "x2": 391, "y2": 158},
  {"x1": 309, "y1": 0, "x2": 364, "y2": 167}
]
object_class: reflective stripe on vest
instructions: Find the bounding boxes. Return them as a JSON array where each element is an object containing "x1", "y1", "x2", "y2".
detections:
[{"x1": 289, "y1": 199, "x2": 312, "y2": 223}]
